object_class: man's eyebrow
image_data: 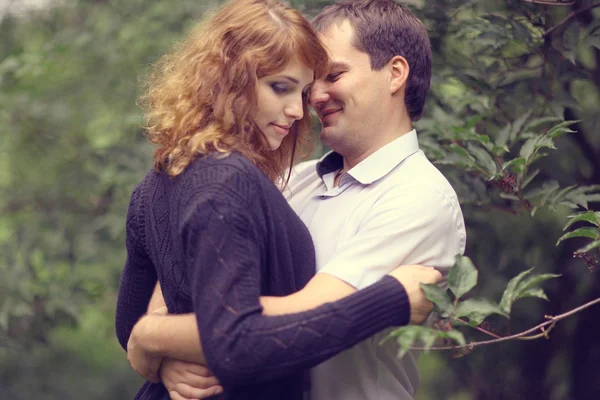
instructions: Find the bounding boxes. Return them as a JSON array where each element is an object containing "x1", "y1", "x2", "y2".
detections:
[{"x1": 328, "y1": 61, "x2": 350, "y2": 70}]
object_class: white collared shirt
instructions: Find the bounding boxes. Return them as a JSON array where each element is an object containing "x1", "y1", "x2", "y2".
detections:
[{"x1": 285, "y1": 130, "x2": 466, "y2": 400}]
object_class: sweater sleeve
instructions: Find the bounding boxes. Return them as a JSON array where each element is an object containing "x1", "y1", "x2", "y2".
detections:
[
  {"x1": 115, "y1": 183, "x2": 157, "y2": 351},
  {"x1": 182, "y1": 175, "x2": 410, "y2": 387}
]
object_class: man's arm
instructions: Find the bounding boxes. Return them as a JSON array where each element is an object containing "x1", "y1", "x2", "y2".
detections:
[{"x1": 147, "y1": 281, "x2": 166, "y2": 314}]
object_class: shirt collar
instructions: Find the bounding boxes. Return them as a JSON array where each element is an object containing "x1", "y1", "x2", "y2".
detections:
[{"x1": 316, "y1": 129, "x2": 419, "y2": 185}]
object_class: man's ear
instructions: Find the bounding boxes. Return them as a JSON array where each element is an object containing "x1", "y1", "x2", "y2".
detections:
[{"x1": 389, "y1": 56, "x2": 409, "y2": 95}]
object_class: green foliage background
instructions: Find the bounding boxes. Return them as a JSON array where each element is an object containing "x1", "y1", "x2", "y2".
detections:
[{"x1": 1, "y1": 0, "x2": 599, "y2": 399}]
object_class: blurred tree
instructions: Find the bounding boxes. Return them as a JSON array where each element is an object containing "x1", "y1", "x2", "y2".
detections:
[{"x1": 0, "y1": 0, "x2": 598, "y2": 399}]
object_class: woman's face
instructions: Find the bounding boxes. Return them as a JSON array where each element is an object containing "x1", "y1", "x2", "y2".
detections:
[{"x1": 255, "y1": 57, "x2": 314, "y2": 150}]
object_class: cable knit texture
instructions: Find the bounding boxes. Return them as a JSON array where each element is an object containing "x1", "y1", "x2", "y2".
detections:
[{"x1": 115, "y1": 152, "x2": 410, "y2": 400}]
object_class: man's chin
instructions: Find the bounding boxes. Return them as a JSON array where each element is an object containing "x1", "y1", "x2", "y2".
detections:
[{"x1": 319, "y1": 126, "x2": 338, "y2": 146}]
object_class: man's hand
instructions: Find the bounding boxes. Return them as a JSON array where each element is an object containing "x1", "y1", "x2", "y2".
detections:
[
  {"x1": 388, "y1": 265, "x2": 442, "y2": 325},
  {"x1": 127, "y1": 313, "x2": 164, "y2": 383},
  {"x1": 160, "y1": 358, "x2": 223, "y2": 400}
]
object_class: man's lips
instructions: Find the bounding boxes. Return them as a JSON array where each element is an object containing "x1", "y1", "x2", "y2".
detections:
[{"x1": 319, "y1": 109, "x2": 341, "y2": 121}]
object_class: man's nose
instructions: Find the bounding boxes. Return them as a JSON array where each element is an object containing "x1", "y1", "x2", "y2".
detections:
[{"x1": 309, "y1": 80, "x2": 329, "y2": 108}]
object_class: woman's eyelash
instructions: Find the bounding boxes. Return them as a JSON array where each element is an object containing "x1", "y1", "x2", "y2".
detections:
[{"x1": 271, "y1": 83, "x2": 288, "y2": 93}]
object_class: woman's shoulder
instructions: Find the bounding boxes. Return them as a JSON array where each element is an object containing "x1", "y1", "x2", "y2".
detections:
[
  {"x1": 178, "y1": 152, "x2": 271, "y2": 203},
  {"x1": 184, "y1": 152, "x2": 260, "y2": 178}
]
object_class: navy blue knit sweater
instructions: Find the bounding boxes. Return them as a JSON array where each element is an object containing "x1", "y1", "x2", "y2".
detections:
[{"x1": 116, "y1": 152, "x2": 410, "y2": 400}]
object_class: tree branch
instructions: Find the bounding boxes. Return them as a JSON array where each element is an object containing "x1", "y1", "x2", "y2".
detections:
[
  {"x1": 543, "y1": 3, "x2": 600, "y2": 37},
  {"x1": 411, "y1": 297, "x2": 600, "y2": 351}
]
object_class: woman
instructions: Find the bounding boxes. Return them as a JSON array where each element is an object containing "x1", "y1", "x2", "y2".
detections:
[{"x1": 116, "y1": 1, "x2": 439, "y2": 399}]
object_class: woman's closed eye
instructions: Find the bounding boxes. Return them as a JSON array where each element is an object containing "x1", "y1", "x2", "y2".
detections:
[{"x1": 271, "y1": 83, "x2": 290, "y2": 94}]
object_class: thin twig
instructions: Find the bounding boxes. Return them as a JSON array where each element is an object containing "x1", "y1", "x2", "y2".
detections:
[
  {"x1": 518, "y1": 321, "x2": 557, "y2": 340},
  {"x1": 543, "y1": 3, "x2": 600, "y2": 37},
  {"x1": 456, "y1": 318, "x2": 503, "y2": 339},
  {"x1": 411, "y1": 297, "x2": 600, "y2": 351}
]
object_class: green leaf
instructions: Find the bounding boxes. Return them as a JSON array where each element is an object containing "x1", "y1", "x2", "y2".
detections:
[
  {"x1": 396, "y1": 327, "x2": 420, "y2": 358},
  {"x1": 540, "y1": 181, "x2": 560, "y2": 206},
  {"x1": 502, "y1": 157, "x2": 526, "y2": 173},
  {"x1": 467, "y1": 143, "x2": 497, "y2": 178},
  {"x1": 501, "y1": 270, "x2": 560, "y2": 312},
  {"x1": 380, "y1": 326, "x2": 433, "y2": 358},
  {"x1": 521, "y1": 169, "x2": 540, "y2": 189},
  {"x1": 465, "y1": 115, "x2": 484, "y2": 130},
  {"x1": 500, "y1": 268, "x2": 533, "y2": 314},
  {"x1": 439, "y1": 329, "x2": 467, "y2": 347},
  {"x1": 448, "y1": 256, "x2": 478, "y2": 300},
  {"x1": 519, "y1": 137, "x2": 538, "y2": 161},
  {"x1": 556, "y1": 227, "x2": 600, "y2": 246},
  {"x1": 516, "y1": 287, "x2": 548, "y2": 302},
  {"x1": 516, "y1": 273, "x2": 561, "y2": 294},
  {"x1": 496, "y1": 123, "x2": 511, "y2": 148},
  {"x1": 492, "y1": 144, "x2": 510, "y2": 156},
  {"x1": 576, "y1": 240, "x2": 600, "y2": 254},
  {"x1": 583, "y1": 33, "x2": 600, "y2": 50},
  {"x1": 523, "y1": 180, "x2": 559, "y2": 200},
  {"x1": 510, "y1": 19, "x2": 532, "y2": 43},
  {"x1": 449, "y1": 144, "x2": 475, "y2": 164},
  {"x1": 510, "y1": 108, "x2": 533, "y2": 142},
  {"x1": 524, "y1": 116, "x2": 563, "y2": 132},
  {"x1": 550, "y1": 185, "x2": 576, "y2": 206},
  {"x1": 545, "y1": 120, "x2": 579, "y2": 138},
  {"x1": 519, "y1": 136, "x2": 556, "y2": 161},
  {"x1": 482, "y1": 15, "x2": 507, "y2": 26},
  {"x1": 559, "y1": 185, "x2": 600, "y2": 210},
  {"x1": 454, "y1": 298, "x2": 508, "y2": 326},
  {"x1": 499, "y1": 193, "x2": 520, "y2": 201},
  {"x1": 562, "y1": 22, "x2": 581, "y2": 64},
  {"x1": 421, "y1": 283, "x2": 453, "y2": 315}
]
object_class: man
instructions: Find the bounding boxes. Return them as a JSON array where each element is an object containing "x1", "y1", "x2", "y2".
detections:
[{"x1": 125, "y1": 0, "x2": 465, "y2": 399}]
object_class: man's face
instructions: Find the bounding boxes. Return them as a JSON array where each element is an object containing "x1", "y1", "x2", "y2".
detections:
[{"x1": 309, "y1": 20, "x2": 390, "y2": 156}]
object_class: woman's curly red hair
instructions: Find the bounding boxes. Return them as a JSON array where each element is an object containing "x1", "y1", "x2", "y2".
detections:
[{"x1": 139, "y1": 0, "x2": 330, "y2": 182}]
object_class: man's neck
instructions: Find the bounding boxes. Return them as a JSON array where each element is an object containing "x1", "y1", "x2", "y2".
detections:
[{"x1": 342, "y1": 123, "x2": 413, "y2": 171}]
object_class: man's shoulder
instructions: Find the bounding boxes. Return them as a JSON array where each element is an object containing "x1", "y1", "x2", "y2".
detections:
[{"x1": 386, "y1": 150, "x2": 458, "y2": 196}]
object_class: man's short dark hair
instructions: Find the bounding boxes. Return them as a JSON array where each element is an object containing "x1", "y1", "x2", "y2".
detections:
[{"x1": 313, "y1": 0, "x2": 432, "y2": 121}]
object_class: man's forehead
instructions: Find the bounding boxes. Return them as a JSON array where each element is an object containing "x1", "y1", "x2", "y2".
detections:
[
  {"x1": 318, "y1": 20, "x2": 354, "y2": 43},
  {"x1": 318, "y1": 22, "x2": 355, "y2": 65}
]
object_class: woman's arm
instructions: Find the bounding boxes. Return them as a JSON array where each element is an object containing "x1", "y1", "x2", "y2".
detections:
[
  {"x1": 179, "y1": 177, "x2": 411, "y2": 388},
  {"x1": 115, "y1": 184, "x2": 158, "y2": 351},
  {"x1": 131, "y1": 264, "x2": 438, "y2": 367}
]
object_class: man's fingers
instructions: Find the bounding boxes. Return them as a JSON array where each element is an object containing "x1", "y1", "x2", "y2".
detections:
[
  {"x1": 169, "y1": 390, "x2": 194, "y2": 400},
  {"x1": 180, "y1": 374, "x2": 220, "y2": 389},
  {"x1": 185, "y1": 363, "x2": 213, "y2": 377},
  {"x1": 174, "y1": 384, "x2": 224, "y2": 399}
]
